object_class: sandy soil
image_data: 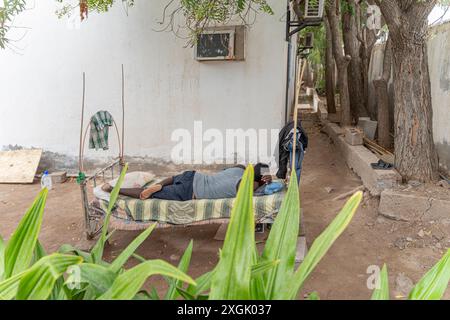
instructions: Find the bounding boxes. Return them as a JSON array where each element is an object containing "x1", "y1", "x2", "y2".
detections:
[{"x1": 1, "y1": 126, "x2": 449, "y2": 300}]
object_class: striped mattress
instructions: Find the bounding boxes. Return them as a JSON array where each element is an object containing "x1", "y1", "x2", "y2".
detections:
[{"x1": 95, "y1": 192, "x2": 285, "y2": 225}]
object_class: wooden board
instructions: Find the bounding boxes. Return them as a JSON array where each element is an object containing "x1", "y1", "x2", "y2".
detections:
[{"x1": 0, "y1": 149, "x2": 43, "y2": 184}]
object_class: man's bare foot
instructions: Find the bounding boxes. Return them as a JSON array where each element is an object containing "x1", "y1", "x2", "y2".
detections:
[
  {"x1": 102, "y1": 183, "x2": 113, "y2": 193},
  {"x1": 140, "y1": 184, "x2": 162, "y2": 200}
]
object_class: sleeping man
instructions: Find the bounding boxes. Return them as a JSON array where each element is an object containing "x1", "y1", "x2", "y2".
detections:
[{"x1": 102, "y1": 163, "x2": 272, "y2": 201}]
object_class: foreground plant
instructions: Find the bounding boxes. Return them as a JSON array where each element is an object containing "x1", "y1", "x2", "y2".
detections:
[
  {"x1": 1, "y1": 164, "x2": 449, "y2": 300},
  {"x1": 164, "y1": 167, "x2": 450, "y2": 300},
  {"x1": 372, "y1": 250, "x2": 450, "y2": 300},
  {"x1": 0, "y1": 163, "x2": 194, "y2": 300}
]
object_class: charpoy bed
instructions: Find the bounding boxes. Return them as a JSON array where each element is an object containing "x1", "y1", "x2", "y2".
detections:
[{"x1": 77, "y1": 67, "x2": 287, "y2": 239}]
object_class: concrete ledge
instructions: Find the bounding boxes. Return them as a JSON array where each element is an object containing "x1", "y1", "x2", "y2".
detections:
[
  {"x1": 379, "y1": 189, "x2": 450, "y2": 222},
  {"x1": 322, "y1": 121, "x2": 401, "y2": 196},
  {"x1": 318, "y1": 100, "x2": 328, "y2": 120},
  {"x1": 305, "y1": 87, "x2": 320, "y2": 113}
]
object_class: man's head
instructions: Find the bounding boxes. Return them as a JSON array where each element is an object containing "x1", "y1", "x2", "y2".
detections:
[{"x1": 254, "y1": 163, "x2": 270, "y2": 182}]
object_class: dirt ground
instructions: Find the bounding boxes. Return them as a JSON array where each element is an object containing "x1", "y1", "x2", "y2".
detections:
[{"x1": 1, "y1": 126, "x2": 449, "y2": 300}]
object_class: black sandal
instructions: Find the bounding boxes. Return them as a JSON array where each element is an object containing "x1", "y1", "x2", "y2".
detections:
[{"x1": 371, "y1": 159, "x2": 393, "y2": 170}]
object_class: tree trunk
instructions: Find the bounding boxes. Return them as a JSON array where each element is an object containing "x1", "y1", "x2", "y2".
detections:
[
  {"x1": 326, "y1": 0, "x2": 352, "y2": 126},
  {"x1": 374, "y1": 38, "x2": 392, "y2": 149},
  {"x1": 357, "y1": 0, "x2": 379, "y2": 119},
  {"x1": 342, "y1": 1, "x2": 367, "y2": 121},
  {"x1": 324, "y1": 16, "x2": 337, "y2": 114},
  {"x1": 375, "y1": 0, "x2": 439, "y2": 182},
  {"x1": 392, "y1": 41, "x2": 438, "y2": 182}
]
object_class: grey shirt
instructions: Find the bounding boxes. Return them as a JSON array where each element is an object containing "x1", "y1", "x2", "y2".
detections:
[{"x1": 193, "y1": 167, "x2": 245, "y2": 199}]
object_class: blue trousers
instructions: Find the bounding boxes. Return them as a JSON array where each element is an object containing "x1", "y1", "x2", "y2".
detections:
[{"x1": 289, "y1": 143, "x2": 305, "y2": 184}]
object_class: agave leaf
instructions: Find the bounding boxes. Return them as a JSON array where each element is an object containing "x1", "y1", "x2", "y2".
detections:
[
  {"x1": 165, "y1": 240, "x2": 193, "y2": 300},
  {"x1": 98, "y1": 259, "x2": 195, "y2": 300},
  {"x1": 91, "y1": 163, "x2": 128, "y2": 263},
  {"x1": 72, "y1": 263, "x2": 117, "y2": 297},
  {"x1": 4, "y1": 188, "x2": 48, "y2": 277},
  {"x1": 109, "y1": 223, "x2": 156, "y2": 273},
  {"x1": 371, "y1": 264, "x2": 389, "y2": 300},
  {"x1": 16, "y1": 253, "x2": 82, "y2": 300},
  {"x1": 282, "y1": 191, "x2": 362, "y2": 299},
  {"x1": 261, "y1": 171, "x2": 300, "y2": 299},
  {"x1": 409, "y1": 249, "x2": 450, "y2": 300},
  {"x1": 209, "y1": 166, "x2": 255, "y2": 300}
]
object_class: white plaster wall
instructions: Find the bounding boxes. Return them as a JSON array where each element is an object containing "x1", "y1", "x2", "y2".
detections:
[
  {"x1": 0, "y1": 0, "x2": 288, "y2": 165},
  {"x1": 428, "y1": 22, "x2": 450, "y2": 172}
]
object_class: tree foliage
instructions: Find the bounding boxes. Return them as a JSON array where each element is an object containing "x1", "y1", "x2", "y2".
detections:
[{"x1": 0, "y1": 0, "x2": 26, "y2": 49}]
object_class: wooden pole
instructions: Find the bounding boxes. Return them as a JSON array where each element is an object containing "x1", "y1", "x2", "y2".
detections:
[
  {"x1": 291, "y1": 56, "x2": 307, "y2": 181},
  {"x1": 121, "y1": 64, "x2": 125, "y2": 160},
  {"x1": 79, "y1": 72, "x2": 86, "y2": 172}
]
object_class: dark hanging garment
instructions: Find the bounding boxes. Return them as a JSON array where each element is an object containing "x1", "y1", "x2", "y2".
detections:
[{"x1": 276, "y1": 121, "x2": 308, "y2": 179}]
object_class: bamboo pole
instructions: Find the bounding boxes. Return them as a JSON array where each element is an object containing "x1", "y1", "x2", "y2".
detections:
[
  {"x1": 121, "y1": 64, "x2": 125, "y2": 160},
  {"x1": 291, "y1": 56, "x2": 307, "y2": 182},
  {"x1": 79, "y1": 72, "x2": 86, "y2": 172}
]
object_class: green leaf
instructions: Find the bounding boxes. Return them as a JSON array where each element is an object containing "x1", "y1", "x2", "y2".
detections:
[
  {"x1": 91, "y1": 163, "x2": 128, "y2": 263},
  {"x1": 251, "y1": 259, "x2": 280, "y2": 277},
  {"x1": 109, "y1": 223, "x2": 156, "y2": 273},
  {"x1": 261, "y1": 171, "x2": 300, "y2": 299},
  {"x1": 149, "y1": 287, "x2": 160, "y2": 300},
  {"x1": 186, "y1": 269, "x2": 215, "y2": 297},
  {"x1": 0, "y1": 271, "x2": 25, "y2": 300},
  {"x1": 371, "y1": 264, "x2": 390, "y2": 300},
  {"x1": 58, "y1": 244, "x2": 93, "y2": 263},
  {"x1": 73, "y1": 263, "x2": 117, "y2": 297},
  {"x1": 0, "y1": 235, "x2": 5, "y2": 281},
  {"x1": 31, "y1": 240, "x2": 47, "y2": 265},
  {"x1": 282, "y1": 191, "x2": 363, "y2": 299},
  {"x1": 165, "y1": 240, "x2": 193, "y2": 300},
  {"x1": 4, "y1": 188, "x2": 48, "y2": 277},
  {"x1": 98, "y1": 259, "x2": 195, "y2": 300},
  {"x1": 209, "y1": 165, "x2": 256, "y2": 300},
  {"x1": 409, "y1": 249, "x2": 450, "y2": 300},
  {"x1": 307, "y1": 292, "x2": 320, "y2": 300},
  {"x1": 16, "y1": 253, "x2": 83, "y2": 300}
]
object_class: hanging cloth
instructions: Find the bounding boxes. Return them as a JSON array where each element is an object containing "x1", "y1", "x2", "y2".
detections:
[{"x1": 89, "y1": 110, "x2": 113, "y2": 151}]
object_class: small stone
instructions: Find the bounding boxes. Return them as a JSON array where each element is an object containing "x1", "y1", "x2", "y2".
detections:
[
  {"x1": 395, "y1": 273, "x2": 414, "y2": 297},
  {"x1": 437, "y1": 180, "x2": 450, "y2": 189},
  {"x1": 169, "y1": 254, "x2": 179, "y2": 261},
  {"x1": 324, "y1": 187, "x2": 334, "y2": 194},
  {"x1": 417, "y1": 229, "x2": 425, "y2": 238},
  {"x1": 408, "y1": 180, "x2": 422, "y2": 187},
  {"x1": 406, "y1": 237, "x2": 413, "y2": 242},
  {"x1": 435, "y1": 243, "x2": 442, "y2": 249}
]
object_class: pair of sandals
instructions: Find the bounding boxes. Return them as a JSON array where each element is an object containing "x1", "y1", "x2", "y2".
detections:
[{"x1": 371, "y1": 159, "x2": 393, "y2": 170}]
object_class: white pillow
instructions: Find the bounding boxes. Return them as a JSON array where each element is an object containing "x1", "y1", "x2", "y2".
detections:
[{"x1": 109, "y1": 171, "x2": 155, "y2": 188}]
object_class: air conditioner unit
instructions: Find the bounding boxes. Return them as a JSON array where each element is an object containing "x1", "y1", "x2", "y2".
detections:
[
  {"x1": 195, "y1": 29, "x2": 236, "y2": 61},
  {"x1": 304, "y1": 0, "x2": 324, "y2": 19}
]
